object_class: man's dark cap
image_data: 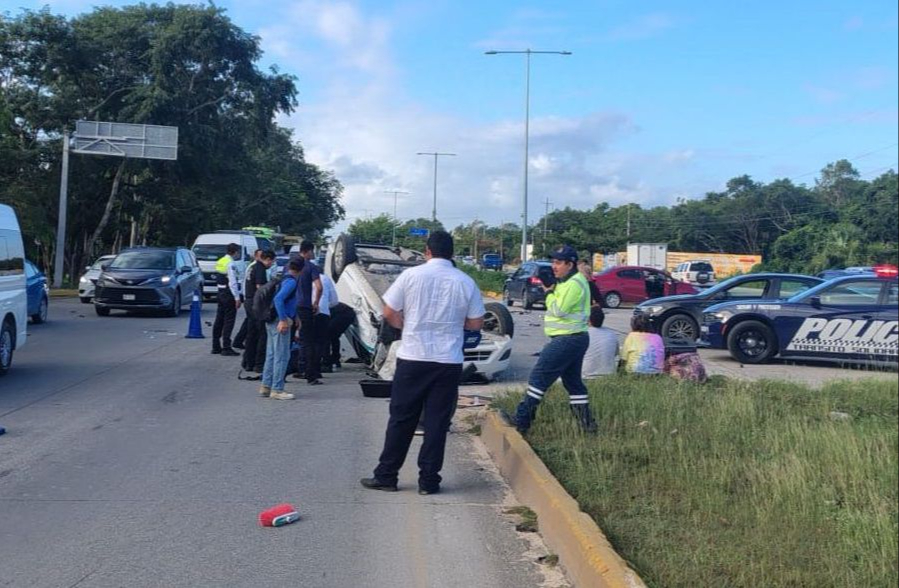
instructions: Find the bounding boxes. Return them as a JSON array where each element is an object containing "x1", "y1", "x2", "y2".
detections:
[{"x1": 550, "y1": 245, "x2": 578, "y2": 263}]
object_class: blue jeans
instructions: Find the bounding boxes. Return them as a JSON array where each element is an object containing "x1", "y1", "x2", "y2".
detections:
[
  {"x1": 515, "y1": 332, "x2": 592, "y2": 431},
  {"x1": 262, "y1": 321, "x2": 292, "y2": 392}
]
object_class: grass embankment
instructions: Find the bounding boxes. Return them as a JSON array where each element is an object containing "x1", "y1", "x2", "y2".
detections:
[
  {"x1": 457, "y1": 264, "x2": 507, "y2": 294},
  {"x1": 494, "y1": 375, "x2": 898, "y2": 588}
]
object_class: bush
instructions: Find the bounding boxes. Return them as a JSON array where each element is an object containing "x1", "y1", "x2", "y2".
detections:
[{"x1": 457, "y1": 263, "x2": 507, "y2": 293}]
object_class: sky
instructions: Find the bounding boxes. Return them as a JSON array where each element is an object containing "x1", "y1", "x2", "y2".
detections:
[{"x1": 6, "y1": 0, "x2": 899, "y2": 234}]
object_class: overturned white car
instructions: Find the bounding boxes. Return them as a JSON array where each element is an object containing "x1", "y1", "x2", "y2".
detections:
[{"x1": 325, "y1": 235, "x2": 514, "y2": 382}]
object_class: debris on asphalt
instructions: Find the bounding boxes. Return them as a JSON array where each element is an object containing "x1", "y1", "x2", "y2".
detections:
[{"x1": 259, "y1": 503, "x2": 300, "y2": 527}]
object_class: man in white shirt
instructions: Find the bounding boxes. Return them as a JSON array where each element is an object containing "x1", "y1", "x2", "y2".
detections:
[
  {"x1": 582, "y1": 307, "x2": 620, "y2": 378},
  {"x1": 361, "y1": 231, "x2": 485, "y2": 495},
  {"x1": 315, "y1": 272, "x2": 339, "y2": 373}
]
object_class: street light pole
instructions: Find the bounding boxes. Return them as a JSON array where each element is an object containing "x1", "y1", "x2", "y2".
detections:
[
  {"x1": 416, "y1": 151, "x2": 456, "y2": 223},
  {"x1": 485, "y1": 49, "x2": 571, "y2": 262},
  {"x1": 383, "y1": 189, "x2": 409, "y2": 247},
  {"x1": 53, "y1": 131, "x2": 70, "y2": 289}
]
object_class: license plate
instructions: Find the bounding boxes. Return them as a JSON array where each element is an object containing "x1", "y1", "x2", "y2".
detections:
[
  {"x1": 700, "y1": 326, "x2": 709, "y2": 333},
  {"x1": 123, "y1": 294, "x2": 136, "y2": 301}
]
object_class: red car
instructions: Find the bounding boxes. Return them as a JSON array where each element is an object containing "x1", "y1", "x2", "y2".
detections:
[{"x1": 593, "y1": 265, "x2": 697, "y2": 308}]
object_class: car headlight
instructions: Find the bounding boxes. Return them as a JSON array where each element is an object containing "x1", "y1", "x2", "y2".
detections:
[
  {"x1": 161, "y1": 276, "x2": 172, "y2": 285},
  {"x1": 642, "y1": 305, "x2": 665, "y2": 315},
  {"x1": 704, "y1": 311, "x2": 732, "y2": 325},
  {"x1": 79, "y1": 276, "x2": 89, "y2": 284}
]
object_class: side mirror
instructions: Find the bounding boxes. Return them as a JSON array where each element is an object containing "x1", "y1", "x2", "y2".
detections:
[
  {"x1": 101, "y1": 263, "x2": 111, "y2": 271},
  {"x1": 810, "y1": 296, "x2": 822, "y2": 309},
  {"x1": 85, "y1": 265, "x2": 91, "y2": 271},
  {"x1": 180, "y1": 266, "x2": 192, "y2": 274}
]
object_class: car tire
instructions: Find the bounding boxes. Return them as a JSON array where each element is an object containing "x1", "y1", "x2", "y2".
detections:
[
  {"x1": 80, "y1": 296, "x2": 92, "y2": 304},
  {"x1": 503, "y1": 288, "x2": 514, "y2": 307},
  {"x1": 167, "y1": 289, "x2": 182, "y2": 317},
  {"x1": 0, "y1": 320, "x2": 14, "y2": 376},
  {"x1": 95, "y1": 305, "x2": 111, "y2": 317},
  {"x1": 31, "y1": 296, "x2": 49, "y2": 324},
  {"x1": 661, "y1": 313, "x2": 698, "y2": 341},
  {"x1": 331, "y1": 234, "x2": 358, "y2": 281},
  {"x1": 604, "y1": 291, "x2": 622, "y2": 309},
  {"x1": 523, "y1": 293, "x2": 534, "y2": 310},
  {"x1": 483, "y1": 302, "x2": 514, "y2": 338},
  {"x1": 727, "y1": 320, "x2": 777, "y2": 364}
]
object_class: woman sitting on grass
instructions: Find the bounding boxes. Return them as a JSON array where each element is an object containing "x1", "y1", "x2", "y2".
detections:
[{"x1": 622, "y1": 314, "x2": 665, "y2": 375}]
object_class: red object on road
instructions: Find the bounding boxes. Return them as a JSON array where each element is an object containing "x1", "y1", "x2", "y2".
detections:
[
  {"x1": 259, "y1": 503, "x2": 300, "y2": 527},
  {"x1": 592, "y1": 265, "x2": 697, "y2": 307}
]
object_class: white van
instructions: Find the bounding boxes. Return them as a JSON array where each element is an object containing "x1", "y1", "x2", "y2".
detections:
[
  {"x1": 1, "y1": 203, "x2": 28, "y2": 375},
  {"x1": 191, "y1": 231, "x2": 259, "y2": 298}
]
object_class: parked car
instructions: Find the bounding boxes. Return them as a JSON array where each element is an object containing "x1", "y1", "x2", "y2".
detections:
[
  {"x1": 634, "y1": 273, "x2": 823, "y2": 340},
  {"x1": 701, "y1": 270, "x2": 898, "y2": 365},
  {"x1": 671, "y1": 260, "x2": 717, "y2": 287},
  {"x1": 93, "y1": 247, "x2": 203, "y2": 317},
  {"x1": 1, "y1": 203, "x2": 27, "y2": 375},
  {"x1": 503, "y1": 261, "x2": 556, "y2": 309},
  {"x1": 24, "y1": 260, "x2": 49, "y2": 324},
  {"x1": 593, "y1": 265, "x2": 697, "y2": 308},
  {"x1": 816, "y1": 266, "x2": 874, "y2": 280},
  {"x1": 479, "y1": 253, "x2": 503, "y2": 271},
  {"x1": 191, "y1": 231, "x2": 259, "y2": 299},
  {"x1": 78, "y1": 254, "x2": 116, "y2": 303},
  {"x1": 325, "y1": 234, "x2": 514, "y2": 382}
]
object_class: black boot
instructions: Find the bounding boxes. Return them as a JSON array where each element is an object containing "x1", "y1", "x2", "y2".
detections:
[
  {"x1": 570, "y1": 404, "x2": 598, "y2": 435},
  {"x1": 509, "y1": 395, "x2": 541, "y2": 434}
]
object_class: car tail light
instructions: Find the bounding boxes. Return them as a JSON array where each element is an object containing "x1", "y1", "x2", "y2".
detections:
[
  {"x1": 529, "y1": 276, "x2": 543, "y2": 285},
  {"x1": 874, "y1": 264, "x2": 898, "y2": 278}
]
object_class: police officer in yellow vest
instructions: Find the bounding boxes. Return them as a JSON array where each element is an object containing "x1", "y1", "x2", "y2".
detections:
[
  {"x1": 211, "y1": 243, "x2": 242, "y2": 357},
  {"x1": 510, "y1": 245, "x2": 598, "y2": 434}
]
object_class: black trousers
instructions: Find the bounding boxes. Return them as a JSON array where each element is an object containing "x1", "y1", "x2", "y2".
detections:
[
  {"x1": 297, "y1": 307, "x2": 321, "y2": 382},
  {"x1": 327, "y1": 303, "x2": 355, "y2": 364},
  {"x1": 233, "y1": 314, "x2": 248, "y2": 348},
  {"x1": 212, "y1": 289, "x2": 236, "y2": 352},
  {"x1": 373, "y1": 359, "x2": 462, "y2": 491},
  {"x1": 241, "y1": 307, "x2": 267, "y2": 372},
  {"x1": 314, "y1": 313, "x2": 331, "y2": 369}
]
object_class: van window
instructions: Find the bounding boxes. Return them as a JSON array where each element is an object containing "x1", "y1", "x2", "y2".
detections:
[
  {"x1": 0, "y1": 231, "x2": 25, "y2": 276},
  {"x1": 193, "y1": 244, "x2": 228, "y2": 262}
]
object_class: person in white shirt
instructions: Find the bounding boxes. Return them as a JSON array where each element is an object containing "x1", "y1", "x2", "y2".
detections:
[
  {"x1": 582, "y1": 307, "x2": 620, "y2": 378},
  {"x1": 314, "y1": 272, "x2": 340, "y2": 373},
  {"x1": 361, "y1": 231, "x2": 485, "y2": 495}
]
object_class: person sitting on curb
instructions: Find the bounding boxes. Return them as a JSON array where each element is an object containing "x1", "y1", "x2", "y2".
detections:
[
  {"x1": 621, "y1": 313, "x2": 665, "y2": 375},
  {"x1": 582, "y1": 307, "x2": 619, "y2": 379}
]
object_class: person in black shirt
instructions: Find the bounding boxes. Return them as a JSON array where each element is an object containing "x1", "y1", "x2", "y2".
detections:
[
  {"x1": 241, "y1": 250, "x2": 276, "y2": 375},
  {"x1": 578, "y1": 259, "x2": 604, "y2": 308}
]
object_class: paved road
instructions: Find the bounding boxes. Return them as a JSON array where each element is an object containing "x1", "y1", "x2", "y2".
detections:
[
  {"x1": 485, "y1": 303, "x2": 897, "y2": 392},
  {"x1": 0, "y1": 299, "x2": 553, "y2": 588}
]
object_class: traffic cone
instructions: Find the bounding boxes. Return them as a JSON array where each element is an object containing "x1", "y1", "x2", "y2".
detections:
[{"x1": 185, "y1": 290, "x2": 205, "y2": 339}]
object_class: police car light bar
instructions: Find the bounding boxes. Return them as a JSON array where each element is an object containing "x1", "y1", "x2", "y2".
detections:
[{"x1": 874, "y1": 264, "x2": 898, "y2": 278}]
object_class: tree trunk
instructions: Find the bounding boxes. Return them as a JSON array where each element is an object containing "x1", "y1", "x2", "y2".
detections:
[{"x1": 84, "y1": 159, "x2": 126, "y2": 262}]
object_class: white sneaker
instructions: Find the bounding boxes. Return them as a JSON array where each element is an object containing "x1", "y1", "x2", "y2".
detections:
[
  {"x1": 270, "y1": 391, "x2": 295, "y2": 400},
  {"x1": 258, "y1": 385, "x2": 271, "y2": 398}
]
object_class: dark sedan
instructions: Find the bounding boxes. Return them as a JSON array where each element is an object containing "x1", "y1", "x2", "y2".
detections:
[
  {"x1": 633, "y1": 273, "x2": 823, "y2": 341},
  {"x1": 503, "y1": 261, "x2": 555, "y2": 309},
  {"x1": 94, "y1": 247, "x2": 203, "y2": 317}
]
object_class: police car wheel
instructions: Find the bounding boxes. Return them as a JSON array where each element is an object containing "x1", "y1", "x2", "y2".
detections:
[
  {"x1": 727, "y1": 320, "x2": 777, "y2": 364},
  {"x1": 662, "y1": 314, "x2": 698, "y2": 341}
]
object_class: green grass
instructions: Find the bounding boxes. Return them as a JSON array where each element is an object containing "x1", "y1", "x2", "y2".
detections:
[
  {"x1": 494, "y1": 375, "x2": 899, "y2": 588},
  {"x1": 457, "y1": 263, "x2": 507, "y2": 293}
]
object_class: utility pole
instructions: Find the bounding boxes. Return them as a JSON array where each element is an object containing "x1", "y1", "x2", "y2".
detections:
[
  {"x1": 53, "y1": 131, "x2": 70, "y2": 288},
  {"x1": 542, "y1": 197, "x2": 553, "y2": 255},
  {"x1": 626, "y1": 203, "x2": 632, "y2": 241},
  {"x1": 473, "y1": 220, "x2": 478, "y2": 260},
  {"x1": 416, "y1": 152, "x2": 456, "y2": 222},
  {"x1": 383, "y1": 189, "x2": 409, "y2": 247},
  {"x1": 499, "y1": 219, "x2": 504, "y2": 261}
]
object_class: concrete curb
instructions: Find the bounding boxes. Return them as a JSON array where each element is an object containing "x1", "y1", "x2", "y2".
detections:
[
  {"x1": 481, "y1": 411, "x2": 645, "y2": 588},
  {"x1": 49, "y1": 289, "x2": 79, "y2": 298}
]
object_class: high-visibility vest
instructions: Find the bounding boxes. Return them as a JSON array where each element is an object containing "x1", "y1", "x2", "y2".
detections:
[
  {"x1": 215, "y1": 255, "x2": 232, "y2": 287},
  {"x1": 544, "y1": 272, "x2": 590, "y2": 336}
]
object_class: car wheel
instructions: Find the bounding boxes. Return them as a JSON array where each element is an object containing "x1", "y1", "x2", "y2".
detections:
[
  {"x1": 523, "y1": 293, "x2": 534, "y2": 310},
  {"x1": 95, "y1": 305, "x2": 111, "y2": 317},
  {"x1": 0, "y1": 320, "x2": 14, "y2": 376},
  {"x1": 727, "y1": 320, "x2": 777, "y2": 364},
  {"x1": 331, "y1": 234, "x2": 358, "y2": 281},
  {"x1": 604, "y1": 291, "x2": 622, "y2": 309},
  {"x1": 167, "y1": 289, "x2": 182, "y2": 317},
  {"x1": 483, "y1": 302, "x2": 514, "y2": 338},
  {"x1": 31, "y1": 296, "x2": 49, "y2": 324},
  {"x1": 661, "y1": 313, "x2": 698, "y2": 341},
  {"x1": 80, "y1": 296, "x2": 92, "y2": 304},
  {"x1": 503, "y1": 288, "x2": 514, "y2": 307}
]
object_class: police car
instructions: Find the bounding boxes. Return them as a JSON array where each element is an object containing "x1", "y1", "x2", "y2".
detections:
[{"x1": 701, "y1": 267, "x2": 898, "y2": 364}]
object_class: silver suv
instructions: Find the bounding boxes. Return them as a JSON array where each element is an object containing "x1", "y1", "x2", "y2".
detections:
[{"x1": 672, "y1": 260, "x2": 716, "y2": 287}]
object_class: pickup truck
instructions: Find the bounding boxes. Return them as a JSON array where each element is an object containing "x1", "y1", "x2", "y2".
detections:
[{"x1": 480, "y1": 253, "x2": 503, "y2": 271}]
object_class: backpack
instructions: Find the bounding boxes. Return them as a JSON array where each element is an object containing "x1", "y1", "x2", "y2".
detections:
[{"x1": 253, "y1": 275, "x2": 284, "y2": 323}]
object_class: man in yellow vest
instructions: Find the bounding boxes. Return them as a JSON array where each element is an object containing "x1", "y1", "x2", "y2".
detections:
[
  {"x1": 509, "y1": 245, "x2": 598, "y2": 434},
  {"x1": 211, "y1": 243, "x2": 242, "y2": 356}
]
